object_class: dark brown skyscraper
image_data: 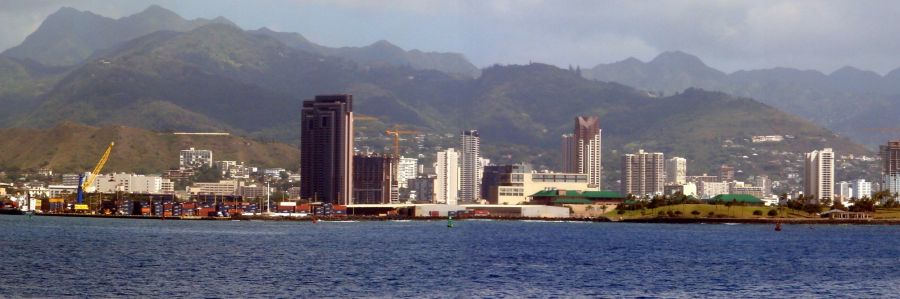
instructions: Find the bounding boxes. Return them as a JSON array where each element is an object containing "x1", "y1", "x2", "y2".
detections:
[
  {"x1": 300, "y1": 95, "x2": 353, "y2": 205},
  {"x1": 352, "y1": 154, "x2": 394, "y2": 204}
]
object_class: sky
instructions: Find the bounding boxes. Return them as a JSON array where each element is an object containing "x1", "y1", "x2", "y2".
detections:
[{"x1": 2, "y1": 0, "x2": 900, "y2": 74}]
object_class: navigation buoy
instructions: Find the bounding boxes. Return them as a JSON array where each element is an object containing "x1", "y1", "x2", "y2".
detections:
[
  {"x1": 447, "y1": 216, "x2": 454, "y2": 228},
  {"x1": 775, "y1": 222, "x2": 782, "y2": 231}
]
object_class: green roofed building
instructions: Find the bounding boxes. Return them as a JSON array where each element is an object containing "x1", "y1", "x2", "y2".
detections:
[
  {"x1": 708, "y1": 194, "x2": 764, "y2": 205},
  {"x1": 530, "y1": 189, "x2": 625, "y2": 205}
]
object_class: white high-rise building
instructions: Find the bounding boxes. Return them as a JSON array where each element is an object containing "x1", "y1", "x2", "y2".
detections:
[
  {"x1": 179, "y1": 148, "x2": 213, "y2": 170},
  {"x1": 397, "y1": 157, "x2": 418, "y2": 189},
  {"x1": 434, "y1": 148, "x2": 460, "y2": 205},
  {"x1": 804, "y1": 148, "x2": 835, "y2": 201},
  {"x1": 621, "y1": 149, "x2": 665, "y2": 197},
  {"x1": 459, "y1": 130, "x2": 482, "y2": 202},
  {"x1": 852, "y1": 179, "x2": 872, "y2": 199},
  {"x1": 835, "y1": 181, "x2": 853, "y2": 201},
  {"x1": 665, "y1": 157, "x2": 687, "y2": 185}
]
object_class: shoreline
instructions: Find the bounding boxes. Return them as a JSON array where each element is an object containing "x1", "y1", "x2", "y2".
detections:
[{"x1": 17, "y1": 213, "x2": 900, "y2": 225}]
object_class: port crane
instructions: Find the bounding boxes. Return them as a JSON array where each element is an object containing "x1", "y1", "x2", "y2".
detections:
[{"x1": 76, "y1": 142, "x2": 115, "y2": 206}]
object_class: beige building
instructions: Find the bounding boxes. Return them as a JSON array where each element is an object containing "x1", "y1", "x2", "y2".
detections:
[
  {"x1": 665, "y1": 157, "x2": 687, "y2": 185},
  {"x1": 805, "y1": 148, "x2": 835, "y2": 201},
  {"x1": 621, "y1": 149, "x2": 665, "y2": 197},
  {"x1": 699, "y1": 181, "x2": 729, "y2": 199},
  {"x1": 189, "y1": 180, "x2": 241, "y2": 196},
  {"x1": 489, "y1": 172, "x2": 591, "y2": 205}
]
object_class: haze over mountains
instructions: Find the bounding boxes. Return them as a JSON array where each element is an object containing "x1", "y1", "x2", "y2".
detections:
[
  {"x1": 585, "y1": 51, "x2": 900, "y2": 147},
  {"x1": 0, "y1": 5, "x2": 878, "y2": 175}
]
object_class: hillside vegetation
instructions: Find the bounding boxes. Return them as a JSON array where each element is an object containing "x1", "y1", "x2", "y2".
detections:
[{"x1": 0, "y1": 123, "x2": 298, "y2": 173}]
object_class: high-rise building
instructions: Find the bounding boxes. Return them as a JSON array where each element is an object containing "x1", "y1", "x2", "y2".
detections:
[
  {"x1": 835, "y1": 181, "x2": 852, "y2": 201},
  {"x1": 621, "y1": 149, "x2": 665, "y2": 197},
  {"x1": 564, "y1": 116, "x2": 602, "y2": 189},
  {"x1": 852, "y1": 179, "x2": 872, "y2": 199},
  {"x1": 804, "y1": 148, "x2": 834, "y2": 201},
  {"x1": 407, "y1": 176, "x2": 435, "y2": 202},
  {"x1": 754, "y1": 175, "x2": 770, "y2": 197},
  {"x1": 665, "y1": 157, "x2": 687, "y2": 185},
  {"x1": 561, "y1": 134, "x2": 575, "y2": 172},
  {"x1": 397, "y1": 157, "x2": 418, "y2": 189},
  {"x1": 720, "y1": 165, "x2": 735, "y2": 182},
  {"x1": 179, "y1": 148, "x2": 213, "y2": 170},
  {"x1": 352, "y1": 154, "x2": 394, "y2": 204},
  {"x1": 459, "y1": 130, "x2": 482, "y2": 202},
  {"x1": 300, "y1": 95, "x2": 354, "y2": 205},
  {"x1": 881, "y1": 141, "x2": 900, "y2": 194},
  {"x1": 434, "y1": 148, "x2": 460, "y2": 205}
]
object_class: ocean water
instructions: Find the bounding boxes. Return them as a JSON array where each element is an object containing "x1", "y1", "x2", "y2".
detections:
[{"x1": 2, "y1": 215, "x2": 900, "y2": 298}]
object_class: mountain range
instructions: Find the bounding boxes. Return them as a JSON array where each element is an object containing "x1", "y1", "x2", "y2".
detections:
[
  {"x1": 584, "y1": 51, "x2": 900, "y2": 147},
  {"x1": 3, "y1": 5, "x2": 478, "y2": 78},
  {"x1": 0, "y1": 5, "x2": 874, "y2": 180}
]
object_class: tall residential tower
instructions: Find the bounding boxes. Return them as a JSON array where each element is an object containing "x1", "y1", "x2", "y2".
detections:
[
  {"x1": 459, "y1": 130, "x2": 482, "y2": 202},
  {"x1": 562, "y1": 116, "x2": 602, "y2": 189},
  {"x1": 804, "y1": 148, "x2": 834, "y2": 201},
  {"x1": 434, "y1": 148, "x2": 460, "y2": 205},
  {"x1": 621, "y1": 149, "x2": 665, "y2": 197}
]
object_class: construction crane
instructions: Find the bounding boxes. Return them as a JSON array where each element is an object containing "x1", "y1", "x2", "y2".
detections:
[
  {"x1": 384, "y1": 128, "x2": 420, "y2": 160},
  {"x1": 76, "y1": 142, "x2": 115, "y2": 205}
]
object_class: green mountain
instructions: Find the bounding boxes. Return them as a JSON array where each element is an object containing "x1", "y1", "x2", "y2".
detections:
[
  {"x1": 584, "y1": 52, "x2": 900, "y2": 147},
  {"x1": 0, "y1": 123, "x2": 299, "y2": 173},
  {"x1": 2, "y1": 5, "x2": 478, "y2": 77},
  {"x1": 3, "y1": 23, "x2": 870, "y2": 178},
  {"x1": 2, "y1": 5, "x2": 234, "y2": 66},
  {"x1": 251, "y1": 28, "x2": 480, "y2": 77}
]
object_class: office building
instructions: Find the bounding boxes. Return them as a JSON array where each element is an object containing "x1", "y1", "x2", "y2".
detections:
[
  {"x1": 482, "y1": 166, "x2": 592, "y2": 205},
  {"x1": 804, "y1": 148, "x2": 835, "y2": 201},
  {"x1": 562, "y1": 116, "x2": 602, "y2": 189},
  {"x1": 300, "y1": 95, "x2": 354, "y2": 205},
  {"x1": 621, "y1": 149, "x2": 665, "y2": 197},
  {"x1": 459, "y1": 130, "x2": 482, "y2": 202},
  {"x1": 188, "y1": 180, "x2": 241, "y2": 196},
  {"x1": 665, "y1": 157, "x2": 687, "y2": 185},
  {"x1": 352, "y1": 154, "x2": 395, "y2": 204},
  {"x1": 561, "y1": 134, "x2": 575, "y2": 172},
  {"x1": 434, "y1": 148, "x2": 460, "y2": 205},
  {"x1": 407, "y1": 176, "x2": 435, "y2": 202},
  {"x1": 94, "y1": 173, "x2": 173, "y2": 194},
  {"x1": 179, "y1": 148, "x2": 213, "y2": 170},
  {"x1": 698, "y1": 181, "x2": 729, "y2": 199}
]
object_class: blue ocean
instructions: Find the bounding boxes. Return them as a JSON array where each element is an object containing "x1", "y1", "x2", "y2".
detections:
[{"x1": 2, "y1": 215, "x2": 899, "y2": 297}]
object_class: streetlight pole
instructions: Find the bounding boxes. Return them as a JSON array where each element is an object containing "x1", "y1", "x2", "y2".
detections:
[{"x1": 266, "y1": 181, "x2": 270, "y2": 214}]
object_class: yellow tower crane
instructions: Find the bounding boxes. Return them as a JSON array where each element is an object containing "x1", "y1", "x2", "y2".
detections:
[{"x1": 384, "y1": 128, "x2": 420, "y2": 160}]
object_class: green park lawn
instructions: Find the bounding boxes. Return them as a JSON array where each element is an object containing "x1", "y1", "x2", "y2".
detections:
[{"x1": 604, "y1": 204, "x2": 816, "y2": 220}]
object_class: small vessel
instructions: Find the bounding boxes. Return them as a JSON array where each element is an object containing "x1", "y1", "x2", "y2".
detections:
[{"x1": 775, "y1": 222, "x2": 782, "y2": 231}]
